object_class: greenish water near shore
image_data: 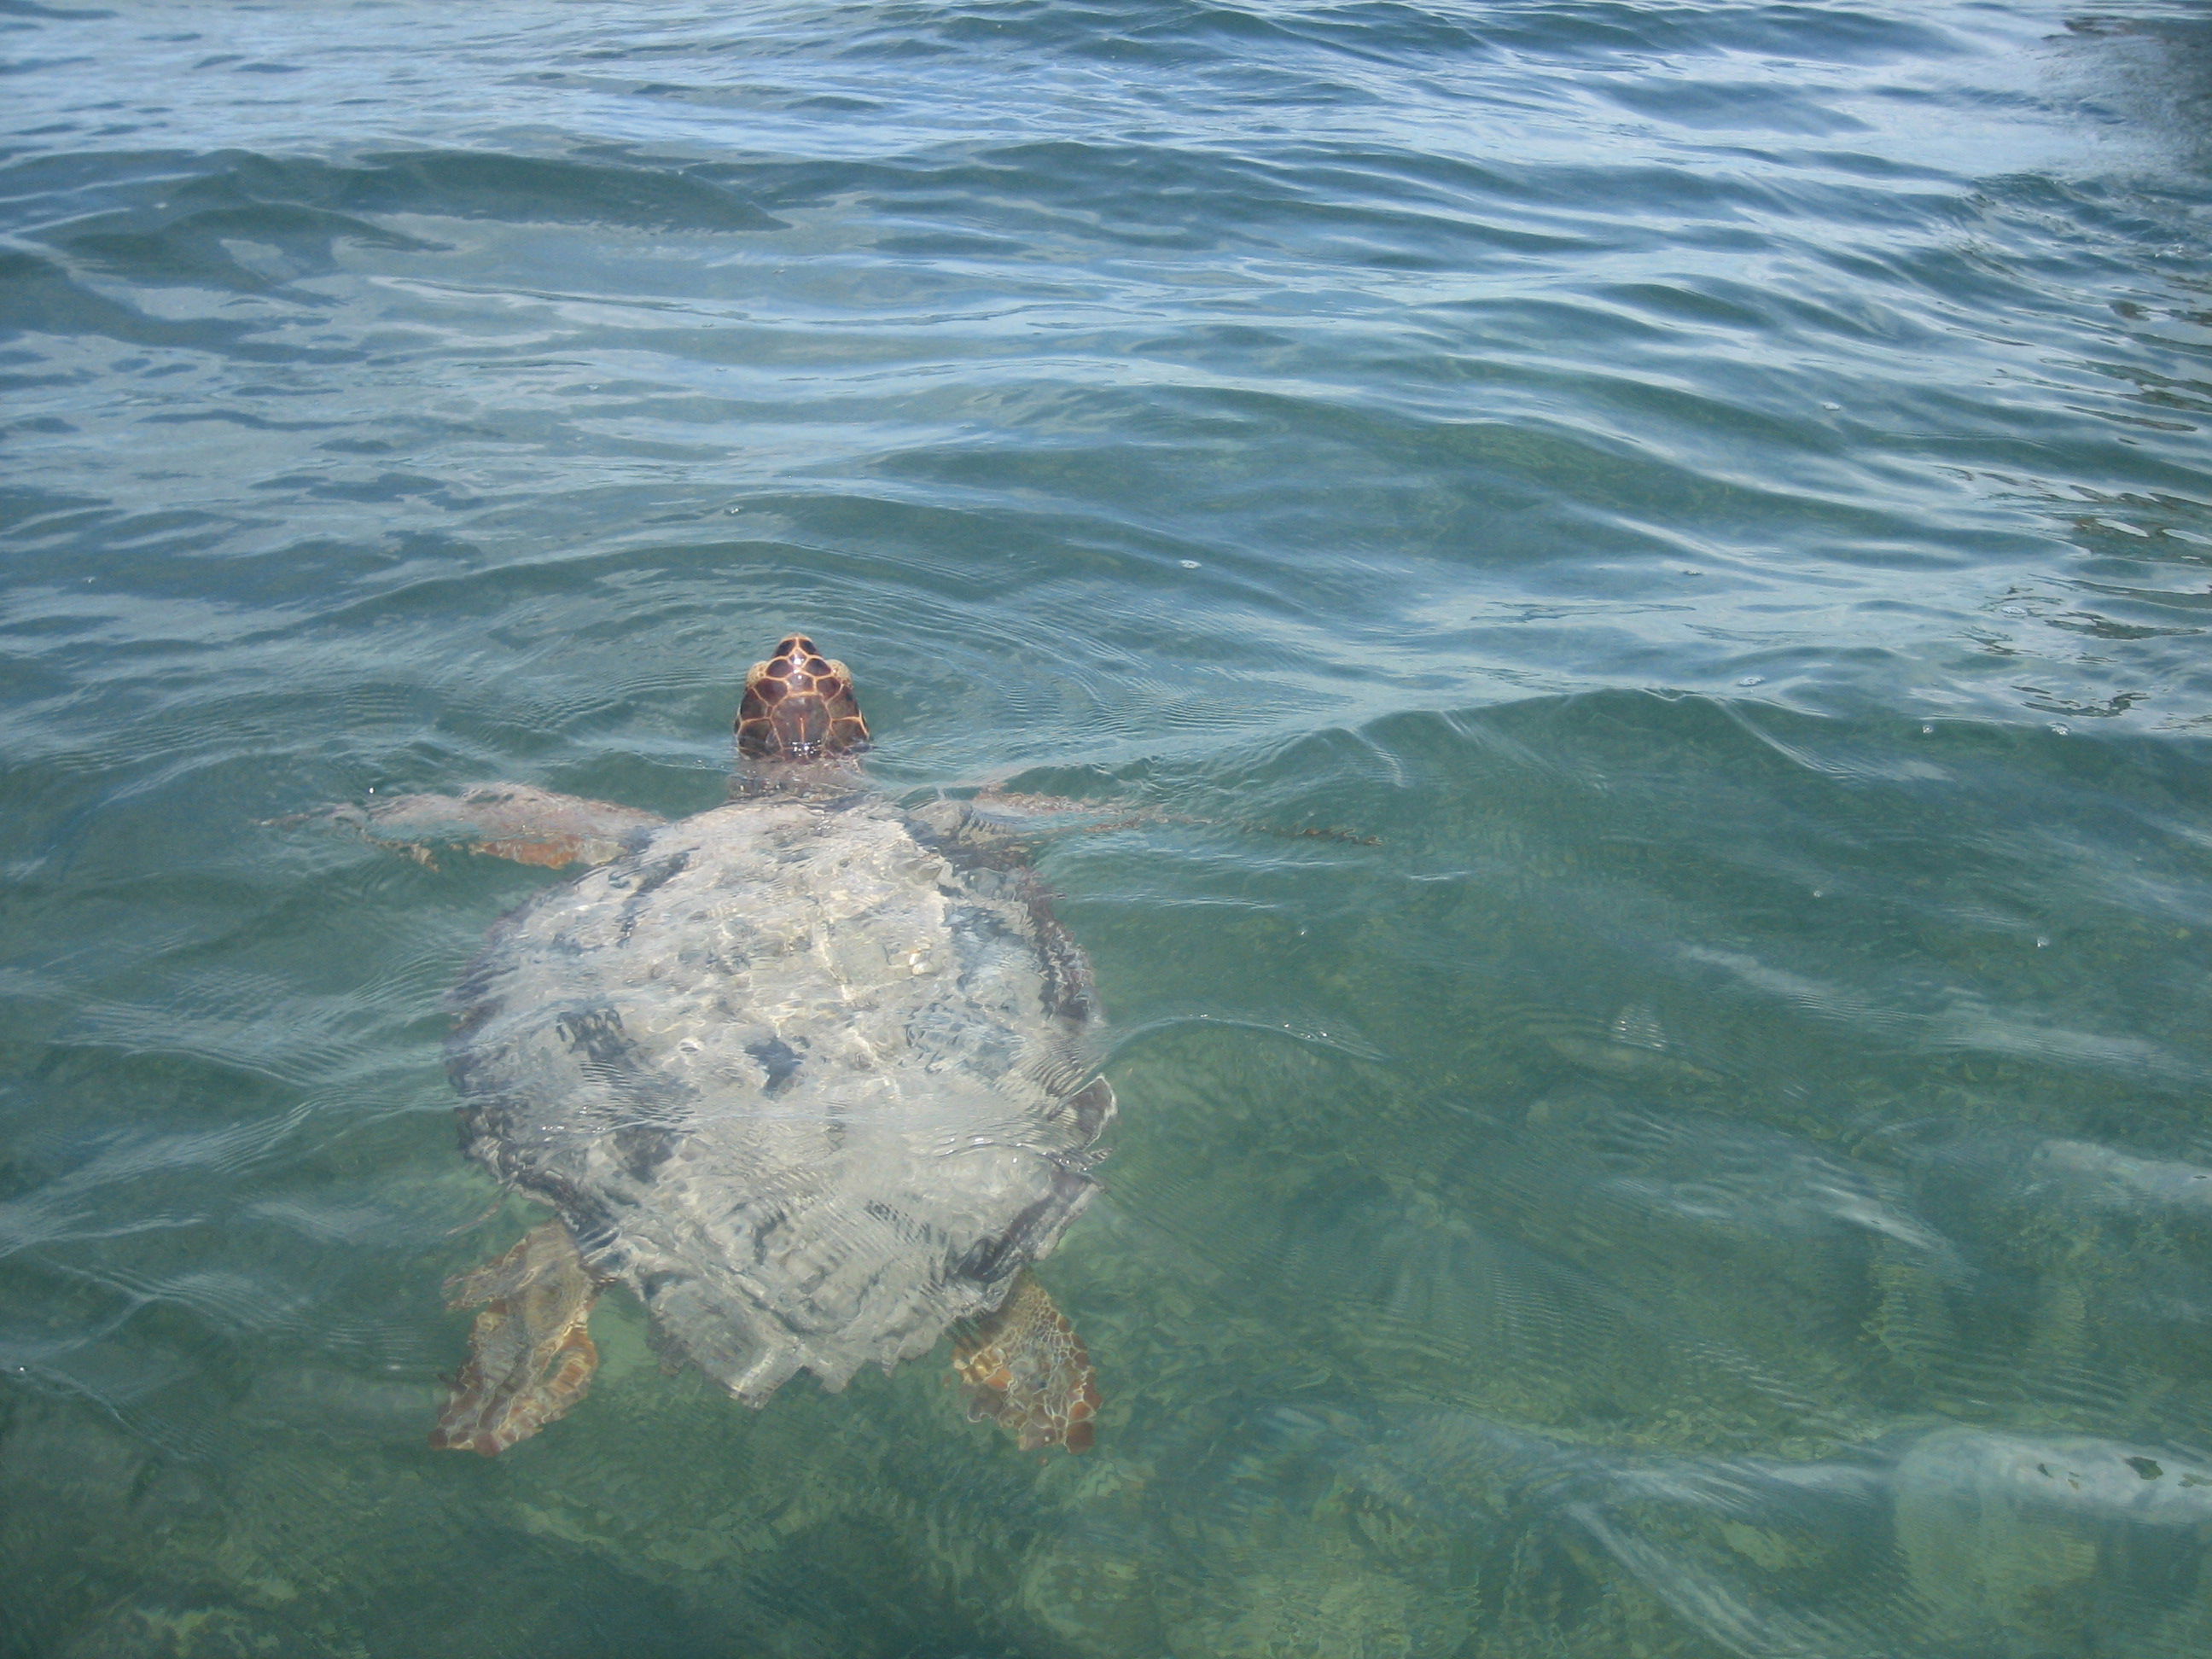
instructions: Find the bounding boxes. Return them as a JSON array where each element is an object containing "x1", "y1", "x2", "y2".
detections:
[{"x1": 6, "y1": 2, "x2": 2212, "y2": 1655}]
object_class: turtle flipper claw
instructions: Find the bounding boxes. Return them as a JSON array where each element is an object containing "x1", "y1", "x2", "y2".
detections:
[
  {"x1": 952, "y1": 1271, "x2": 1100, "y2": 1453},
  {"x1": 431, "y1": 1222, "x2": 600, "y2": 1456}
]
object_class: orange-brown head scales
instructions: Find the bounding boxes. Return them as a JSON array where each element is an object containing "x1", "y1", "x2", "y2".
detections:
[{"x1": 736, "y1": 635, "x2": 870, "y2": 761}]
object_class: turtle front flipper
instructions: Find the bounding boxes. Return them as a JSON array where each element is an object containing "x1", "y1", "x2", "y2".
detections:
[
  {"x1": 331, "y1": 783, "x2": 663, "y2": 870},
  {"x1": 431, "y1": 1221, "x2": 600, "y2": 1456},
  {"x1": 952, "y1": 1271, "x2": 1101, "y2": 1453}
]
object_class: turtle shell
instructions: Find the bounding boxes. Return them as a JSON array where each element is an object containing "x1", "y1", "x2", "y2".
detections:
[{"x1": 446, "y1": 792, "x2": 1114, "y2": 1404}]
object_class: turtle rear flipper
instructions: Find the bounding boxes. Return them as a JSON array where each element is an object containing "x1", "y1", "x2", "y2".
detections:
[
  {"x1": 431, "y1": 1221, "x2": 600, "y2": 1456},
  {"x1": 952, "y1": 1271, "x2": 1100, "y2": 1453}
]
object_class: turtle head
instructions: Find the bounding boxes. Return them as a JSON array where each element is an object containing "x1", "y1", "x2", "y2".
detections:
[{"x1": 736, "y1": 634, "x2": 870, "y2": 761}]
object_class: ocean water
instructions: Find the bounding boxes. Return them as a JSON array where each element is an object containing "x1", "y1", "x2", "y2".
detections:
[{"x1": 5, "y1": 0, "x2": 2212, "y2": 1654}]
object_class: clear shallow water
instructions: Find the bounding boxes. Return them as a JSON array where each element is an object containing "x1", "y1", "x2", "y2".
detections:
[{"x1": 4, "y1": 0, "x2": 2212, "y2": 1653}]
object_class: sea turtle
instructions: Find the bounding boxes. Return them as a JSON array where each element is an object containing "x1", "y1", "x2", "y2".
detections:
[{"x1": 340, "y1": 635, "x2": 1112, "y2": 1457}]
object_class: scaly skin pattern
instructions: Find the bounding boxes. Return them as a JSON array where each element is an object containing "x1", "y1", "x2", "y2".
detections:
[
  {"x1": 430, "y1": 1222, "x2": 600, "y2": 1456},
  {"x1": 952, "y1": 1268, "x2": 1102, "y2": 1452},
  {"x1": 341, "y1": 783, "x2": 662, "y2": 870},
  {"x1": 735, "y1": 634, "x2": 870, "y2": 760}
]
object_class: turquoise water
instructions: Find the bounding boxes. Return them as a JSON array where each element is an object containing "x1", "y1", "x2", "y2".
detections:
[{"x1": 6, "y1": 1, "x2": 2212, "y2": 1653}]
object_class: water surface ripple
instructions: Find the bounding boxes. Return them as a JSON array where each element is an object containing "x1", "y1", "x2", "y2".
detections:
[{"x1": 5, "y1": 2, "x2": 2212, "y2": 1656}]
